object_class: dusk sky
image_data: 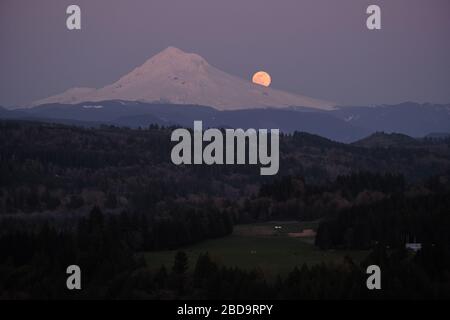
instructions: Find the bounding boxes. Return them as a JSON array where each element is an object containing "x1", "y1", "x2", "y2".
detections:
[{"x1": 1, "y1": 0, "x2": 449, "y2": 107}]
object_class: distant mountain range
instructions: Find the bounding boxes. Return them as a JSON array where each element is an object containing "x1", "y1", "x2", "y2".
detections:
[
  {"x1": 1, "y1": 101, "x2": 449, "y2": 143},
  {"x1": 31, "y1": 47, "x2": 334, "y2": 110},
  {"x1": 2, "y1": 47, "x2": 448, "y2": 142},
  {"x1": 331, "y1": 102, "x2": 450, "y2": 137}
]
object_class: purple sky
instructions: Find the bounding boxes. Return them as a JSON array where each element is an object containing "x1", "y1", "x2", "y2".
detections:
[{"x1": 1, "y1": 0, "x2": 449, "y2": 107}]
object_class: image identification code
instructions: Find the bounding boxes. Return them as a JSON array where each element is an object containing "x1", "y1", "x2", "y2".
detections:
[{"x1": 177, "y1": 304, "x2": 273, "y2": 318}]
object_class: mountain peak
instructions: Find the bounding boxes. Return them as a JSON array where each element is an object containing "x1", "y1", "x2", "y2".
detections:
[
  {"x1": 145, "y1": 46, "x2": 209, "y2": 68},
  {"x1": 153, "y1": 46, "x2": 191, "y2": 60},
  {"x1": 32, "y1": 47, "x2": 335, "y2": 110},
  {"x1": 160, "y1": 46, "x2": 188, "y2": 56}
]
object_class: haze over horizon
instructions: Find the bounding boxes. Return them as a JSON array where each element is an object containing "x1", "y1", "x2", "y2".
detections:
[{"x1": 1, "y1": 0, "x2": 450, "y2": 107}]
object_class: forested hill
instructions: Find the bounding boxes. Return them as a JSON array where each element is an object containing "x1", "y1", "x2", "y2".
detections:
[
  {"x1": 1, "y1": 120, "x2": 450, "y2": 299},
  {"x1": 1, "y1": 119, "x2": 450, "y2": 216}
]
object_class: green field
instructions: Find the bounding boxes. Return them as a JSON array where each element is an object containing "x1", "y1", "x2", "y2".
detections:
[{"x1": 144, "y1": 221, "x2": 368, "y2": 277}]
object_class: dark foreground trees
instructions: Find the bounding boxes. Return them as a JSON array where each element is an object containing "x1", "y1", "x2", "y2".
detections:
[
  {"x1": 0, "y1": 206, "x2": 450, "y2": 299},
  {"x1": 315, "y1": 193, "x2": 450, "y2": 250},
  {"x1": 1, "y1": 121, "x2": 450, "y2": 299}
]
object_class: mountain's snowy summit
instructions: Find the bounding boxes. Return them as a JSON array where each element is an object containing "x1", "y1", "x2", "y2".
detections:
[{"x1": 33, "y1": 47, "x2": 335, "y2": 110}]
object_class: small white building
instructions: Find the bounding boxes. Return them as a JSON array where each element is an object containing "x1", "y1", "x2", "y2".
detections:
[{"x1": 405, "y1": 243, "x2": 422, "y2": 252}]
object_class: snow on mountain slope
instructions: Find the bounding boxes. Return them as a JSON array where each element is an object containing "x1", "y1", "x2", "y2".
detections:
[
  {"x1": 34, "y1": 87, "x2": 96, "y2": 106},
  {"x1": 33, "y1": 47, "x2": 335, "y2": 110}
]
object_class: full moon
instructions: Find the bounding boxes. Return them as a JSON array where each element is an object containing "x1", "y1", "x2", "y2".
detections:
[{"x1": 252, "y1": 71, "x2": 272, "y2": 87}]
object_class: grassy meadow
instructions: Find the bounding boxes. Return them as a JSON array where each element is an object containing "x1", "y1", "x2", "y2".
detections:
[{"x1": 144, "y1": 221, "x2": 368, "y2": 277}]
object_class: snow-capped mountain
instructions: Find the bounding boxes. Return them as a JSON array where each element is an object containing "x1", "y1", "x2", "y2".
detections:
[{"x1": 32, "y1": 47, "x2": 335, "y2": 110}]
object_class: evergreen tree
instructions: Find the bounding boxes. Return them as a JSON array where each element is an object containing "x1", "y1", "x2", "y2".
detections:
[{"x1": 172, "y1": 251, "x2": 188, "y2": 275}]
